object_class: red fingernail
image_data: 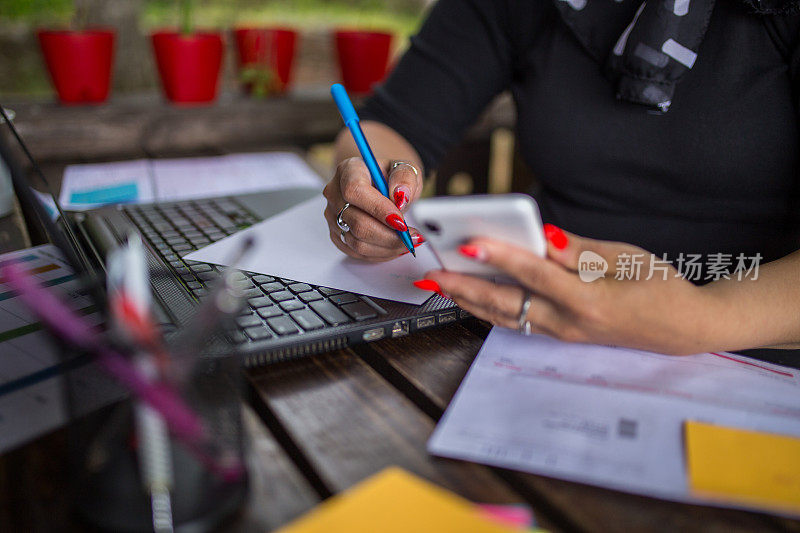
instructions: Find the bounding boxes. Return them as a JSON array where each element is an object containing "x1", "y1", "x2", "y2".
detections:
[
  {"x1": 544, "y1": 223, "x2": 568, "y2": 250},
  {"x1": 413, "y1": 279, "x2": 441, "y2": 293},
  {"x1": 393, "y1": 189, "x2": 408, "y2": 210},
  {"x1": 412, "y1": 279, "x2": 448, "y2": 298},
  {"x1": 385, "y1": 213, "x2": 408, "y2": 232},
  {"x1": 458, "y1": 244, "x2": 486, "y2": 261},
  {"x1": 412, "y1": 233, "x2": 425, "y2": 245}
]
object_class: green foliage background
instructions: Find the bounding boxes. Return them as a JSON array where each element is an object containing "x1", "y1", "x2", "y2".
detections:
[
  {"x1": 0, "y1": 0, "x2": 423, "y2": 34},
  {"x1": 0, "y1": 0, "x2": 73, "y2": 22}
]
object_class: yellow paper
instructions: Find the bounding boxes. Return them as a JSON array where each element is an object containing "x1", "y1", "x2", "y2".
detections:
[
  {"x1": 685, "y1": 420, "x2": 800, "y2": 514},
  {"x1": 276, "y1": 467, "x2": 527, "y2": 533}
]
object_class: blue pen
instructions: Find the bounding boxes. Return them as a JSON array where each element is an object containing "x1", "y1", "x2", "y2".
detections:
[{"x1": 330, "y1": 83, "x2": 416, "y2": 257}]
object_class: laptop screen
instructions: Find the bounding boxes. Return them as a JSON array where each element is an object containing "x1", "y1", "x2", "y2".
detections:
[{"x1": 0, "y1": 106, "x2": 106, "y2": 301}]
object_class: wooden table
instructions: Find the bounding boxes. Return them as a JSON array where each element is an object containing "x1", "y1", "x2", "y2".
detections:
[
  {"x1": 3, "y1": 219, "x2": 800, "y2": 533},
  {"x1": 1, "y1": 144, "x2": 799, "y2": 532}
]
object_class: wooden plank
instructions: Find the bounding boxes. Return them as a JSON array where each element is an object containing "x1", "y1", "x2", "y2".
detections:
[
  {"x1": 0, "y1": 430, "x2": 73, "y2": 532},
  {"x1": 5, "y1": 92, "x2": 515, "y2": 166},
  {"x1": 356, "y1": 320, "x2": 800, "y2": 533},
  {"x1": 6, "y1": 93, "x2": 344, "y2": 164},
  {"x1": 245, "y1": 348, "x2": 554, "y2": 527},
  {"x1": 231, "y1": 406, "x2": 321, "y2": 532}
]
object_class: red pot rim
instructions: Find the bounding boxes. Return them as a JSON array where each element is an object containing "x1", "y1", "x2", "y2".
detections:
[
  {"x1": 234, "y1": 26, "x2": 298, "y2": 36},
  {"x1": 151, "y1": 29, "x2": 223, "y2": 41},
  {"x1": 37, "y1": 28, "x2": 116, "y2": 37},
  {"x1": 334, "y1": 29, "x2": 393, "y2": 39}
]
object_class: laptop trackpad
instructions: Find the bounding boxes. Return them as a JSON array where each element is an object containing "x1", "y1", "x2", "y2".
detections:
[{"x1": 234, "y1": 188, "x2": 319, "y2": 221}]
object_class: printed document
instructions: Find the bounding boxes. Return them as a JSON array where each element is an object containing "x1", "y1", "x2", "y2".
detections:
[
  {"x1": 0, "y1": 245, "x2": 121, "y2": 452},
  {"x1": 185, "y1": 195, "x2": 440, "y2": 305},
  {"x1": 59, "y1": 152, "x2": 322, "y2": 210},
  {"x1": 428, "y1": 328, "x2": 800, "y2": 514}
]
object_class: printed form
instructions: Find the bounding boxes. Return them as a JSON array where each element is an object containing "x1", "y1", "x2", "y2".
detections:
[
  {"x1": 59, "y1": 152, "x2": 322, "y2": 210},
  {"x1": 0, "y1": 245, "x2": 122, "y2": 452},
  {"x1": 428, "y1": 328, "x2": 800, "y2": 513}
]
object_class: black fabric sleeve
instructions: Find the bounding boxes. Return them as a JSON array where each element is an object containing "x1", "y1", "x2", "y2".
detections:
[
  {"x1": 763, "y1": 15, "x2": 800, "y2": 225},
  {"x1": 360, "y1": 0, "x2": 525, "y2": 172}
]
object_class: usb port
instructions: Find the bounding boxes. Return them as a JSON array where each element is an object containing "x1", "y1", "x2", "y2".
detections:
[
  {"x1": 362, "y1": 327, "x2": 385, "y2": 342},
  {"x1": 438, "y1": 311, "x2": 456, "y2": 324},
  {"x1": 391, "y1": 321, "x2": 409, "y2": 338},
  {"x1": 416, "y1": 316, "x2": 435, "y2": 329}
]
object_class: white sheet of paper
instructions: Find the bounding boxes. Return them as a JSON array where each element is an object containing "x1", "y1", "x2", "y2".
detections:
[
  {"x1": 59, "y1": 152, "x2": 322, "y2": 210},
  {"x1": 185, "y1": 195, "x2": 440, "y2": 305},
  {"x1": 60, "y1": 158, "x2": 153, "y2": 210},
  {"x1": 151, "y1": 152, "x2": 322, "y2": 202},
  {"x1": 428, "y1": 328, "x2": 800, "y2": 514}
]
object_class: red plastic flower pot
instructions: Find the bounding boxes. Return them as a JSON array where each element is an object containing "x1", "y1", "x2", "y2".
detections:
[
  {"x1": 234, "y1": 27, "x2": 298, "y2": 95},
  {"x1": 37, "y1": 29, "x2": 115, "y2": 105},
  {"x1": 151, "y1": 31, "x2": 224, "y2": 105},
  {"x1": 334, "y1": 30, "x2": 393, "y2": 96}
]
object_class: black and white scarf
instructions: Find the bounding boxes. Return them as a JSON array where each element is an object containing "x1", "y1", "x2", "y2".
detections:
[{"x1": 554, "y1": 0, "x2": 799, "y2": 113}]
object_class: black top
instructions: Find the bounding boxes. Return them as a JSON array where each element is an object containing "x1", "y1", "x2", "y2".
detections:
[{"x1": 361, "y1": 0, "x2": 800, "y2": 265}]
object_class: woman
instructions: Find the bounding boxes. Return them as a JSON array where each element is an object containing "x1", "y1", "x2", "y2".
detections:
[{"x1": 322, "y1": 0, "x2": 800, "y2": 355}]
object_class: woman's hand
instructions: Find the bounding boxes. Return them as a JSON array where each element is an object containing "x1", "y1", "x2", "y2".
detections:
[
  {"x1": 323, "y1": 157, "x2": 425, "y2": 262},
  {"x1": 416, "y1": 225, "x2": 723, "y2": 355}
]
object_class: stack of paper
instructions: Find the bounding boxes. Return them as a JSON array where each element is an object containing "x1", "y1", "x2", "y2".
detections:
[
  {"x1": 59, "y1": 152, "x2": 322, "y2": 211},
  {"x1": 428, "y1": 328, "x2": 800, "y2": 516}
]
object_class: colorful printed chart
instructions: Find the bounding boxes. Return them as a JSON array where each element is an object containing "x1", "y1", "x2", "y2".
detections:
[{"x1": 0, "y1": 244, "x2": 113, "y2": 452}]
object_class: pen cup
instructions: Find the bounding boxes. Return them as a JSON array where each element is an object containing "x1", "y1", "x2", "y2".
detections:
[{"x1": 67, "y1": 348, "x2": 248, "y2": 531}]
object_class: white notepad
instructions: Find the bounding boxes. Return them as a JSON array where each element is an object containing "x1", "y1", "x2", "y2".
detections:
[{"x1": 185, "y1": 195, "x2": 441, "y2": 305}]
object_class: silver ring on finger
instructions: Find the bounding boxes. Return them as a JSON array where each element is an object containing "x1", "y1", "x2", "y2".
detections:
[
  {"x1": 336, "y1": 203, "x2": 351, "y2": 233},
  {"x1": 517, "y1": 290, "x2": 534, "y2": 335},
  {"x1": 389, "y1": 160, "x2": 419, "y2": 177}
]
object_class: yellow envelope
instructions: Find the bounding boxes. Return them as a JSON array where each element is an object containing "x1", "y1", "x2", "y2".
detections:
[
  {"x1": 276, "y1": 467, "x2": 534, "y2": 533},
  {"x1": 685, "y1": 420, "x2": 800, "y2": 514}
]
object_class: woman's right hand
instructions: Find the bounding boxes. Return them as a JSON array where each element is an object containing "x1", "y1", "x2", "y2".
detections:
[{"x1": 323, "y1": 157, "x2": 425, "y2": 262}]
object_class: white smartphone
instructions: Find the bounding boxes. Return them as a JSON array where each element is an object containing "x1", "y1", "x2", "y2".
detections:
[{"x1": 408, "y1": 193, "x2": 547, "y2": 277}]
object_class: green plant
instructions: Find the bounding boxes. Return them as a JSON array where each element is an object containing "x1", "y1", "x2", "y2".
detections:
[
  {"x1": 239, "y1": 63, "x2": 277, "y2": 98},
  {"x1": 180, "y1": 0, "x2": 193, "y2": 35}
]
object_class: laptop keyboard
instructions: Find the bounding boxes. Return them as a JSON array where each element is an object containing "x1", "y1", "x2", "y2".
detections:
[{"x1": 124, "y1": 198, "x2": 383, "y2": 345}]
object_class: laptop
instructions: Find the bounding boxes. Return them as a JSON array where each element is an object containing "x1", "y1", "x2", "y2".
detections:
[{"x1": 1, "y1": 110, "x2": 465, "y2": 366}]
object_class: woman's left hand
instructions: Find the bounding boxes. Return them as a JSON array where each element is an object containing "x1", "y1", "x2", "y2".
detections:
[{"x1": 417, "y1": 225, "x2": 722, "y2": 355}]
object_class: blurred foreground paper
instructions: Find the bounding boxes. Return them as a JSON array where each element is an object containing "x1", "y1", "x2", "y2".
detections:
[
  {"x1": 429, "y1": 328, "x2": 800, "y2": 517},
  {"x1": 185, "y1": 195, "x2": 440, "y2": 305},
  {"x1": 275, "y1": 467, "x2": 530, "y2": 533}
]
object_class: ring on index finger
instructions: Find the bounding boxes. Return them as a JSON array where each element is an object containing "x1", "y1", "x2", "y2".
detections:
[
  {"x1": 517, "y1": 290, "x2": 534, "y2": 335},
  {"x1": 389, "y1": 160, "x2": 419, "y2": 178},
  {"x1": 336, "y1": 203, "x2": 351, "y2": 233}
]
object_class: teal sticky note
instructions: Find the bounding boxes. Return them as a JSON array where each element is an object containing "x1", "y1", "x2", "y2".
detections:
[{"x1": 70, "y1": 182, "x2": 138, "y2": 205}]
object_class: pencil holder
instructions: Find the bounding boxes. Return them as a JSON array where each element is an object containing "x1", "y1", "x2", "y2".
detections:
[{"x1": 66, "y1": 348, "x2": 248, "y2": 532}]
